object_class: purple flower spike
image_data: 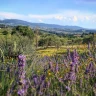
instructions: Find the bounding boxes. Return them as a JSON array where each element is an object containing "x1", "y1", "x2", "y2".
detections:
[
  {"x1": 70, "y1": 52, "x2": 75, "y2": 63},
  {"x1": 18, "y1": 89, "x2": 25, "y2": 96},
  {"x1": 17, "y1": 54, "x2": 29, "y2": 96},
  {"x1": 74, "y1": 49, "x2": 79, "y2": 57},
  {"x1": 85, "y1": 62, "x2": 94, "y2": 74},
  {"x1": 41, "y1": 75, "x2": 46, "y2": 81},
  {"x1": 33, "y1": 75, "x2": 38, "y2": 85},
  {"x1": 65, "y1": 86, "x2": 71, "y2": 91},
  {"x1": 68, "y1": 72, "x2": 76, "y2": 81},
  {"x1": 55, "y1": 63, "x2": 59, "y2": 72},
  {"x1": 18, "y1": 55, "x2": 26, "y2": 67}
]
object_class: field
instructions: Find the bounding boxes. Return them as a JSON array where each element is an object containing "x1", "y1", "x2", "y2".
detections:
[
  {"x1": 37, "y1": 45, "x2": 88, "y2": 56},
  {"x1": 0, "y1": 26, "x2": 96, "y2": 96},
  {"x1": 0, "y1": 45, "x2": 96, "y2": 96}
]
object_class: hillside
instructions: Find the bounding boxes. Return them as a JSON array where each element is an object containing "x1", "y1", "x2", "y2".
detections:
[{"x1": 0, "y1": 19, "x2": 83, "y2": 30}]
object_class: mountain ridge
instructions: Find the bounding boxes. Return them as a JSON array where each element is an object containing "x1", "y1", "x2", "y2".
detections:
[{"x1": 0, "y1": 19, "x2": 83, "y2": 30}]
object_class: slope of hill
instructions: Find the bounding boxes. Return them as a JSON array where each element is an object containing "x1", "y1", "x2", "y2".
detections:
[{"x1": 0, "y1": 19, "x2": 83, "y2": 30}]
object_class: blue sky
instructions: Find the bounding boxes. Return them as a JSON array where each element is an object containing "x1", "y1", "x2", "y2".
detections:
[{"x1": 0, "y1": 0, "x2": 96, "y2": 29}]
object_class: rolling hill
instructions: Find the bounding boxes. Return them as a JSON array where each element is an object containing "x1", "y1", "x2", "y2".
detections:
[{"x1": 0, "y1": 19, "x2": 83, "y2": 30}]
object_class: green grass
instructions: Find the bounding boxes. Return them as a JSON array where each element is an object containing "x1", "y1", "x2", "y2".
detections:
[{"x1": 37, "y1": 45, "x2": 88, "y2": 56}]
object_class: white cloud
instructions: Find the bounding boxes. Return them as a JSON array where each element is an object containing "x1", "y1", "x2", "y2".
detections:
[
  {"x1": 73, "y1": 16, "x2": 78, "y2": 22},
  {"x1": 85, "y1": 16, "x2": 90, "y2": 20},
  {"x1": 54, "y1": 15, "x2": 64, "y2": 20},
  {"x1": 29, "y1": 14, "x2": 66, "y2": 21},
  {"x1": 0, "y1": 10, "x2": 96, "y2": 24},
  {"x1": 28, "y1": 14, "x2": 54, "y2": 19},
  {"x1": 39, "y1": 19, "x2": 43, "y2": 23},
  {"x1": 0, "y1": 12, "x2": 26, "y2": 19}
]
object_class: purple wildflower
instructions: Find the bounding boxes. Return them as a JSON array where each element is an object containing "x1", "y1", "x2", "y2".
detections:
[
  {"x1": 41, "y1": 75, "x2": 46, "y2": 81},
  {"x1": 70, "y1": 62, "x2": 75, "y2": 72},
  {"x1": 85, "y1": 62, "x2": 94, "y2": 74},
  {"x1": 68, "y1": 71, "x2": 76, "y2": 81},
  {"x1": 18, "y1": 89, "x2": 25, "y2": 96},
  {"x1": 33, "y1": 75, "x2": 38, "y2": 86},
  {"x1": 70, "y1": 49, "x2": 79, "y2": 64},
  {"x1": 17, "y1": 54, "x2": 29, "y2": 96},
  {"x1": 55, "y1": 63, "x2": 59, "y2": 72},
  {"x1": 70, "y1": 52, "x2": 76, "y2": 63},
  {"x1": 18, "y1": 55, "x2": 26, "y2": 67},
  {"x1": 65, "y1": 86, "x2": 71, "y2": 91}
]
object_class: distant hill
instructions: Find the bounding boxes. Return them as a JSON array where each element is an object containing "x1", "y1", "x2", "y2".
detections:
[{"x1": 0, "y1": 19, "x2": 83, "y2": 30}]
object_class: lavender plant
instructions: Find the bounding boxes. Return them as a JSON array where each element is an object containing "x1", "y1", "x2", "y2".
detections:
[
  {"x1": 0, "y1": 47, "x2": 96, "y2": 96},
  {"x1": 17, "y1": 54, "x2": 29, "y2": 96}
]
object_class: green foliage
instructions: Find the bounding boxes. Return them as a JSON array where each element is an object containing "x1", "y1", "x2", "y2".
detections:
[
  {"x1": 11, "y1": 26, "x2": 34, "y2": 39},
  {"x1": 38, "y1": 34, "x2": 62, "y2": 49},
  {"x1": 0, "y1": 24, "x2": 6, "y2": 28},
  {"x1": 0, "y1": 48, "x2": 4, "y2": 62},
  {"x1": 83, "y1": 36, "x2": 94, "y2": 44},
  {"x1": 2, "y1": 30, "x2": 9, "y2": 35},
  {"x1": 0, "y1": 25, "x2": 96, "y2": 95},
  {"x1": 0, "y1": 31, "x2": 35, "y2": 58}
]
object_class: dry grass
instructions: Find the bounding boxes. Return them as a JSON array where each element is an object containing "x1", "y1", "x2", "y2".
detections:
[{"x1": 37, "y1": 44, "x2": 88, "y2": 56}]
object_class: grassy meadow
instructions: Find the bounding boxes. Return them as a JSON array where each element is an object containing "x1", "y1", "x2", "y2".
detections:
[
  {"x1": 0, "y1": 25, "x2": 96, "y2": 96},
  {"x1": 37, "y1": 45, "x2": 88, "y2": 56}
]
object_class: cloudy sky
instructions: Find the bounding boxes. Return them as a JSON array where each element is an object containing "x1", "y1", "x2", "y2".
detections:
[{"x1": 0, "y1": 0, "x2": 96, "y2": 29}]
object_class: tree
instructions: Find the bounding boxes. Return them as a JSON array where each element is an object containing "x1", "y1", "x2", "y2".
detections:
[
  {"x1": 82, "y1": 36, "x2": 93, "y2": 44},
  {"x1": 11, "y1": 26, "x2": 34, "y2": 39},
  {"x1": 38, "y1": 34, "x2": 62, "y2": 49},
  {"x1": 2, "y1": 30, "x2": 9, "y2": 35},
  {"x1": 53, "y1": 35, "x2": 62, "y2": 49}
]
